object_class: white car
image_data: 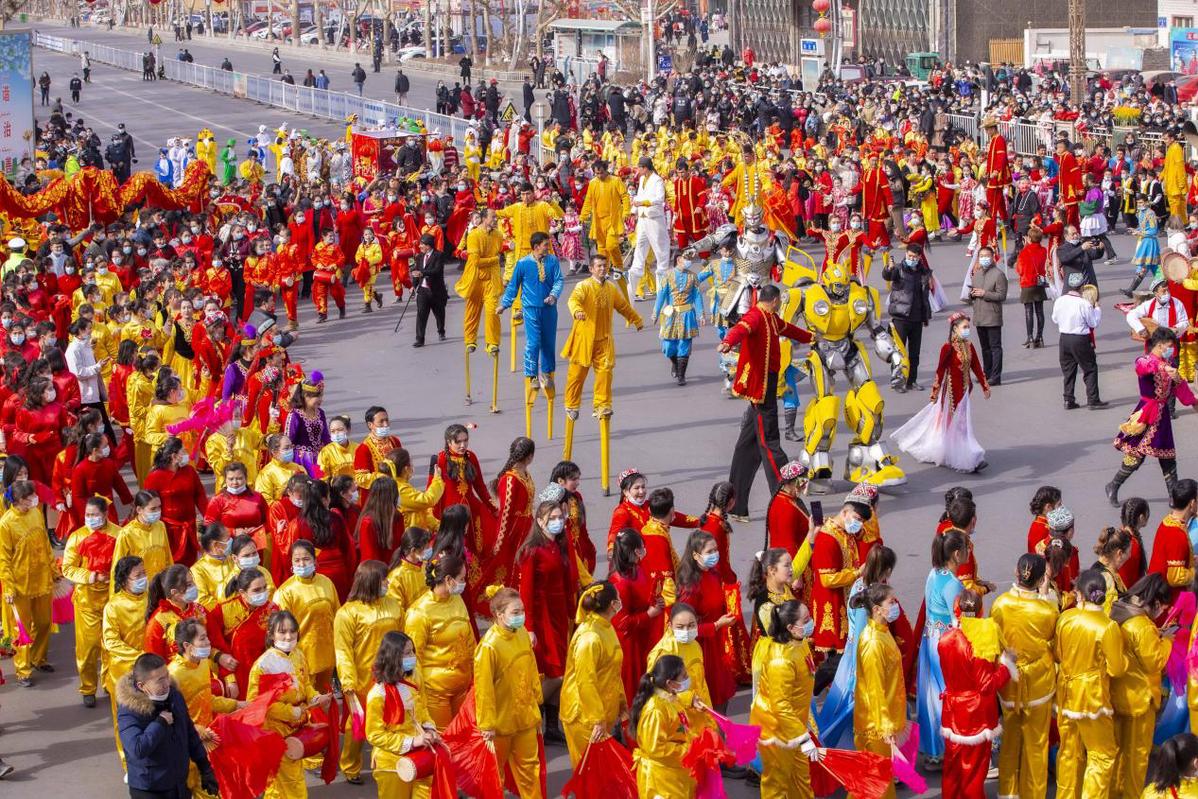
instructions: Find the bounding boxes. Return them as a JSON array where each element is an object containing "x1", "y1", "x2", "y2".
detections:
[{"x1": 397, "y1": 46, "x2": 426, "y2": 62}]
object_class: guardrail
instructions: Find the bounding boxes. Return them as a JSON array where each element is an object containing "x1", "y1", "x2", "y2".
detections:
[{"x1": 33, "y1": 31, "x2": 543, "y2": 163}]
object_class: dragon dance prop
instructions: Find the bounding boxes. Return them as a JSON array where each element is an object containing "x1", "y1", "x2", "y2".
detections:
[{"x1": 0, "y1": 160, "x2": 212, "y2": 229}]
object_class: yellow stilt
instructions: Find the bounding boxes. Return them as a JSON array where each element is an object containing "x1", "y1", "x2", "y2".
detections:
[
  {"x1": 562, "y1": 414, "x2": 576, "y2": 460},
  {"x1": 509, "y1": 314, "x2": 517, "y2": 373},
  {"x1": 599, "y1": 415, "x2": 611, "y2": 496},
  {"x1": 490, "y1": 352, "x2": 500, "y2": 414},
  {"x1": 524, "y1": 378, "x2": 537, "y2": 438},
  {"x1": 464, "y1": 347, "x2": 473, "y2": 405},
  {"x1": 545, "y1": 383, "x2": 555, "y2": 441}
]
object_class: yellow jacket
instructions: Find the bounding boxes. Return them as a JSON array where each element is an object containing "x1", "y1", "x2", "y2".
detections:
[
  {"x1": 143, "y1": 402, "x2": 191, "y2": 454},
  {"x1": 991, "y1": 586, "x2": 1058, "y2": 712},
  {"x1": 561, "y1": 613, "x2": 624, "y2": 728},
  {"x1": 169, "y1": 653, "x2": 238, "y2": 729},
  {"x1": 1143, "y1": 778, "x2": 1198, "y2": 798},
  {"x1": 647, "y1": 632, "x2": 711, "y2": 729},
  {"x1": 365, "y1": 680, "x2": 436, "y2": 772},
  {"x1": 0, "y1": 505, "x2": 55, "y2": 597},
  {"x1": 317, "y1": 440, "x2": 356, "y2": 482},
  {"x1": 1053, "y1": 602, "x2": 1126, "y2": 718},
  {"x1": 127, "y1": 371, "x2": 156, "y2": 439},
  {"x1": 111, "y1": 518, "x2": 173, "y2": 587},
  {"x1": 721, "y1": 160, "x2": 772, "y2": 223},
  {"x1": 561, "y1": 278, "x2": 642, "y2": 367},
  {"x1": 91, "y1": 323, "x2": 118, "y2": 383},
  {"x1": 399, "y1": 473, "x2": 444, "y2": 532},
  {"x1": 62, "y1": 522, "x2": 120, "y2": 611},
  {"x1": 254, "y1": 458, "x2": 306, "y2": 504},
  {"x1": 102, "y1": 589, "x2": 147, "y2": 688},
  {"x1": 853, "y1": 619, "x2": 906, "y2": 742},
  {"x1": 579, "y1": 174, "x2": 631, "y2": 244},
  {"x1": 355, "y1": 241, "x2": 384, "y2": 271},
  {"x1": 273, "y1": 573, "x2": 341, "y2": 675},
  {"x1": 496, "y1": 200, "x2": 563, "y2": 258},
  {"x1": 387, "y1": 559, "x2": 428, "y2": 611},
  {"x1": 404, "y1": 591, "x2": 475, "y2": 697},
  {"x1": 474, "y1": 623, "x2": 542, "y2": 735},
  {"x1": 246, "y1": 647, "x2": 318, "y2": 736},
  {"x1": 333, "y1": 597, "x2": 405, "y2": 697},
  {"x1": 1111, "y1": 607, "x2": 1170, "y2": 717},
  {"x1": 191, "y1": 555, "x2": 237, "y2": 611},
  {"x1": 204, "y1": 427, "x2": 264, "y2": 493},
  {"x1": 750, "y1": 637, "x2": 816, "y2": 745},
  {"x1": 633, "y1": 690, "x2": 697, "y2": 799},
  {"x1": 456, "y1": 225, "x2": 504, "y2": 299},
  {"x1": 1164, "y1": 140, "x2": 1188, "y2": 197}
]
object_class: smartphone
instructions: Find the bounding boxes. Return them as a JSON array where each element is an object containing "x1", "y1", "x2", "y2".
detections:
[
  {"x1": 1163, "y1": 624, "x2": 1182, "y2": 638},
  {"x1": 810, "y1": 500, "x2": 824, "y2": 528}
]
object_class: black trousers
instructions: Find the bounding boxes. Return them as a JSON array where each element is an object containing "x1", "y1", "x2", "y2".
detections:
[
  {"x1": 414, "y1": 286, "x2": 447, "y2": 343},
  {"x1": 729, "y1": 371, "x2": 787, "y2": 516},
  {"x1": 891, "y1": 317, "x2": 923, "y2": 387},
  {"x1": 1059, "y1": 332, "x2": 1100, "y2": 404},
  {"x1": 1023, "y1": 302, "x2": 1044, "y2": 340},
  {"x1": 976, "y1": 325, "x2": 1002, "y2": 382}
]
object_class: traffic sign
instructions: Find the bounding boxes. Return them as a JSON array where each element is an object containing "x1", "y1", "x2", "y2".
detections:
[
  {"x1": 657, "y1": 54, "x2": 672, "y2": 73},
  {"x1": 500, "y1": 100, "x2": 519, "y2": 122}
]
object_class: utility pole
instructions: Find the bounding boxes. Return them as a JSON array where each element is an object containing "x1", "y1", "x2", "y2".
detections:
[{"x1": 1067, "y1": 0, "x2": 1085, "y2": 105}]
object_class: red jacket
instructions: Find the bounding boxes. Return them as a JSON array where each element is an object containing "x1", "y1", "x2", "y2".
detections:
[{"x1": 722, "y1": 305, "x2": 812, "y2": 403}]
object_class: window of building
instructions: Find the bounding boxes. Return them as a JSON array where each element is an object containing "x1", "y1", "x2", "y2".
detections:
[{"x1": 1175, "y1": 16, "x2": 1195, "y2": 27}]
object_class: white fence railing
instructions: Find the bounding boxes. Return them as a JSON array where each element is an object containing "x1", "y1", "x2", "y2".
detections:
[{"x1": 34, "y1": 32, "x2": 541, "y2": 164}]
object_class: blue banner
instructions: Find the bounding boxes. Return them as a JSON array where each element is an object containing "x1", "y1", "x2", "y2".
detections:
[{"x1": 0, "y1": 31, "x2": 34, "y2": 177}]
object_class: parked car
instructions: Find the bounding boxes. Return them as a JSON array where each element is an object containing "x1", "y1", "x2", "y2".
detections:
[{"x1": 397, "y1": 45, "x2": 426, "y2": 62}]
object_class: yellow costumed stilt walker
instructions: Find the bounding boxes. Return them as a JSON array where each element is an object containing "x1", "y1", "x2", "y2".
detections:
[{"x1": 457, "y1": 211, "x2": 505, "y2": 408}]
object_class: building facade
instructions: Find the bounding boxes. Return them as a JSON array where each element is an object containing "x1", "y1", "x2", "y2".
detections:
[{"x1": 728, "y1": 0, "x2": 817, "y2": 64}]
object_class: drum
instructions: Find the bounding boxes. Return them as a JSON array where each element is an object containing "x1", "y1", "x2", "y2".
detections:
[
  {"x1": 396, "y1": 749, "x2": 436, "y2": 782},
  {"x1": 312, "y1": 269, "x2": 336, "y2": 285},
  {"x1": 1162, "y1": 251, "x2": 1192, "y2": 284},
  {"x1": 284, "y1": 722, "x2": 330, "y2": 760}
]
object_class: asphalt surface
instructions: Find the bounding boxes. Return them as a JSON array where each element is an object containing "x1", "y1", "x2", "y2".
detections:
[{"x1": 6, "y1": 34, "x2": 1192, "y2": 798}]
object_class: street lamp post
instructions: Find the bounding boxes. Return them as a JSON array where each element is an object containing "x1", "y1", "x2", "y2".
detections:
[{"x1": 1067, "y1": 0, "x2": 1085, "y2": 105}]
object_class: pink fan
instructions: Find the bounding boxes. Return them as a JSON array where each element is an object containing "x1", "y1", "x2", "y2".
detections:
[
  {"x1": 892, "y1": 723, "x2": 927, "y2": 794},
  {"x1": 347, "y1": 696, "x2": 366, "y2": 742},
  {"x1": 705, "y1": 709, "x2": 761, "y2": 766},
  {"x1": 10, "y1": 606, "x2": 32, "y2": 646}
]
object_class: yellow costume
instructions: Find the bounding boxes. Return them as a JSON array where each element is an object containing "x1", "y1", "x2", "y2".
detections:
[
  {"x1": 750, "y1": 637, "x2": 816, "y2": 799},
  {"x1": 579, "y1": 174, "x2": 631, "y2": 277},
  {"x1": 399, "y1": 473, "x2": 444, "y2": 532},
  {"x1": 111, "y1": 517, "x2": 173, "y2": 587},
  {"x1": 721, "y1": 158, "x2": 772, "y2": 226},
  {"x1": 255, "y1": 458, "x2": 306, "y2": 505},
  {"x1": 204, "y1": 427, "x2": 264, "y2": 493},
  {"x1": 191, "y1": 554, "x2": 237, "y2": 611},
  {"x1": 143, "y1": 402, "x2": 191, "y2": 456},
  {"x1": 316, "y1": 439, "x2": 355, "y2": 482},
  {"x1": 195, "y1": 128, "x2": 218, "y2": 173},
  {"x1": 355, "y1": 240, "x2": 384, "y2": 305},
  {"x1": 853, "y1": 618, "x2": 906, "y2": 799},
  {"x1": 647, "y1": 632, "x2": 712, "y2": 730},
  {"x1": 497, "y1": 200, "x2": 563, "y2": 265},
  {"x1": 127, "y1": 371, "x2": 156, "y2": 484},
  {"x1": 1053, "y1": 601, "x2": 1127, "y2": 799},
  {"x1": 1164, "y1": 140, "x2": 1188, "y2": 221},
  {"x1": 247, "y1": 647, "x2": 319, "y2": 799},
  {"x1": 560, "y1": 608, "x2": 625, "y2": 764},
  {"x1": 1111, "y1": 608, "x2": 1170, "y2": 799},
  {"x1": 273, "y1": 573, "x2": 340, "y2": 687},
  {"x1": 62, "y1": 521, "x2": 120, "y2": 696},
  {"x1": 474, "y1": 622, "x2": 544, "y2": 798},
  {"x1": 238, "y1": 157, "x2": 265, "y2": 184},
  {"x1": 561, "y1": 276, "x2": 642, "y2": 419},
  {"x1": 755, "y1": 585, "x2": 797, "y2": 636},
  {"x1": 387, "y1": 559, "x2": 429, "y2": 611},
  {"x1": 1142, "y1": 778, "x2": 1198, "y2": 798},
  {"x1": 102, "y1": 586, "x2": 146, "y2": 767},
  {"x1": 0, "y1": 503, "x2": 54, "y2": 681},
  {"x1": 365, "y1": 680, "x2": 435, "y2": 799},
  {"x1": 634, "y1": 690, "x2": 697, "y2": 799},
  {"x1": 170, "y1": 652, "x2": 238, "y2": 799},
  {"x1": 456, "y1": 224, "x2": 504, "y2": 351},
  {"x1": 404, "y1": 590, "x2": 475, "y2": 729},
  {"x1": 991, "y1": 585, "x2": 1059, "y2": 799},
  {"x1": 90, "y1": 322, "x2": 118, "y2": 383},
  {"x1": 334, "y1": 595, "x2": 405, "y2": 780}
]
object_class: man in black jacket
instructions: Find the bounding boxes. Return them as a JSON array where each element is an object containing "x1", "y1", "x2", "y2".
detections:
[
  {"x1": 522, "y1": 77, "x2": 535, "y2": 122},
  {"x1": 881, "y1": 243, "x2": 933, "y2": 392},
  {"x1": 1007, "y1": 176, "x2": 1041, "y2": 266},
  {"x1": 117, "y1": 653, "x2": 219, "y2": 799},
  {"x1": 411, "y1": 234, "x2": 447, "y2": 346},
  {"x1": 1056, "y1": 225, "x2": 1100, "y2": 288},
  {"x1": 395, "y1": 68, "x2": 410, "y2": 104}
]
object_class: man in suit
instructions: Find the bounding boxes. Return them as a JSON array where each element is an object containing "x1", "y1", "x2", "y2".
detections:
[
  {"x1": 1007, "y1": 176, "x2": 1041, "y2": 265},
  {"x1": 412, "y1": 234, "x2": 447, "y2": 348}
]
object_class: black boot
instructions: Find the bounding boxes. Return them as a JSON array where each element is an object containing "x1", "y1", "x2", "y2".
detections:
[
  {"x1": 669, "y1": 355, "x2": 678, "y2": 377},
  {"x1": 676, "y1": 356, "x2": 689, "y2": 386},
  {"x1": 1106, "y1": 462, "x2": 1137, "y2": 507},
  {"x1": 1121, "y1": 270, "x2": 1147, "y2": 298},
  {"x1": 784, "y1": 407, "x2": 800, "y2": 441},
  {"x1": 542, "y1": 704, "x2": 566, "y2": 745}
]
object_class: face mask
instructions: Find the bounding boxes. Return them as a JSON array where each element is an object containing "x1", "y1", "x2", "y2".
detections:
[
  {"x1": 183, "y1": 584, "x2": 199, "y2": 603},
  {"x1": 84, "y1": 514, "x2": 105, "y2": 530},
  {"x1": 247, "y1": 224, "x2": 258, "y2": 233},
  {"x1": 676, "y1": 676, "x2": 692, "y2": 692},
  {"x1": 885, "y1": 602, "x2": 902, "y2": 623},
  {"x1": 227, "y1": 481, "x2": 247, "y2": 495},
  {"x1": 1163, "y1": 346, "x2": 1176, "y2": 361},
  {"x1": 65, "y1": 266, "x2": 76, "y2": 275},
  {"x1": 700, "y1": 552, "x2": 719, "y2": 569},
  {"x1": 181, "y1": 235, "x2": 193, "y2": 245},
  {"x1": 143, "y1": 510, "x2": 162, "y2": 525},
  {"x1": 904, "y1": 257, "x2": 918, "y2": 268},
  {"x1": 279, "y1": 449, "x2": 295, "y2": 463},
  {"x1": 850, "y1": 220, "x2": 862, "y2": 230},
  {"x1": 448, "y1": 579, "x2": 467, "y2": 595},
  {"x1": 959, "y1": 327, "x2": 972, "y2": 340},
  {"x1": 374, "y1": 425, "x2": 391, "y2": 438},
  {"x1": 799, "y1": 618, "x2": 816, "y2": 638},
  {"x1": 979, "y1": 257, "x2": 993, "y2": 268},
  {"x1": 313, "y1": 200, "x2": 323, "y2": 209},
  {"x1": 0, "y1": 319, "x2": 9, "y2": 329},
  {"x1": 844, "y1": 517, "x2": 864, "y2": 535},
  {"x1": 144, "y1": 687, "x2": 171, "y2": 702},
  {"x1": 673, "y1": 628, "x2": 695, "y2": 644},
  {"x1": 628, "y1": 495, "x2": 646, "y2": 507},
  {"x1": 274, "y1": 638, "x2": 296, "y2": 653},
  {"x1": 137, "y1": 247, "x2": 148, "y2": 256},
  {"x1": 239, "y1": 554, "x2": 260, "y2": 570},
  {"x1": 97, "y1": 266, "x2": 109, "y2": 274},
  {"x1": 1160, "y1": 292, "x2": 1172, "y2": 303},
  {"x1": 399, "y1": 655, "x2": 419, "y2": 673},
  {"x1": 290, "y1": 495, "x2": 304, "y2": 509},
  {"x1": 130, "y1": 576, "x2": 148, "y2": 594},
  {"x1": 191, "y1": 644, "x2": 212, "y2": 659},
  {"x1": 506, "y1": 613, "x2": 526, "y2": 631},
  {"x1": 9, "y1": 333, "x2": 24, "y2": 345},
  {"x1": 248, "y1": 589, "x2": 270, "y2": 607},
  {"x1": 546, "y1": 518, "x2": 565, "y2": 536},
  {"x1": 1066, "y1": 237, "x2": 1081, "y2": 246},
  {"x1": 293, "y1": 563, "x2": 315, "y2": 579},
  {"x1": 331, "y1": 431, "x2": 348, "y2": 446},
  {"x1": 178, "y1": 452, "x2": 190, "y2": 467}
]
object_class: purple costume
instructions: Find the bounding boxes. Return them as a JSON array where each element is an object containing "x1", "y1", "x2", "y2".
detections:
[
  {"x1": 1114, "y1": 354, "x2": 1197, "y2": 458},
  {"x1": 284, "y1": 408, "x2": 330, "y2": 477}
]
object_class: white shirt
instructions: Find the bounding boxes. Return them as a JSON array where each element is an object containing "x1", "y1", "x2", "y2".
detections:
[
  {"x1": 1052, "y1": 292, "x2": 1102, "y2": 335},
  {"x1": 1127, "y1": 295, "x2": 1190, "y2": 334},
  {"x1": 633, "y1": 172, "x2": 666, "y2": 220},
  {"x1": 65, "y1": 337, "x2": 105, "y2": 404}
]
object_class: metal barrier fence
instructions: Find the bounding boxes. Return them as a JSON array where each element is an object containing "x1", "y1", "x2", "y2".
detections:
[{"x1": 34, "y1": 32, "x2": 542, "y2": 162}]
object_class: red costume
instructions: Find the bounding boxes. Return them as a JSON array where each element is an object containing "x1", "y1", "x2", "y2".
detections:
[
  {"x1": 357, "y1": 514, "x2": 404, "y2": 565},
  {"x1": 143, "y1": 465, "x2": 210, "y2": 566},
  {"x1": 676, "y1": 568, "x2": 738, "y2": 707},
  {"x1": 565, "y1": 490, "x2": 596, "y2": 574},
  {"x1": 610, "y1": 566, "x2": 658, "y2": 703},
  {"x1": 606, "y1": 502, "x2": 700, "y2": 553},
  {"x1": 266, "y1": 498, "x2": 301, "y2": 581},
  {"x1": 1148, "y1": 515, "x2": 1194, "y2": 604},
  {"x1": 242, "y1": 253, "x2": 277, "y2": 322},
  {"x1": 310, "y1": 241, "x2": 346, "y2": 317},
  {"x1": 204, "y1": 489, "x2": 270, "y2": 543},
  {"x1": 765, "y1": 492, "x2": 810, "y2": 560},
  {"x1": 283, "y1": 514, "x2": 357, "y2": 602},
  {"x1": 809, "y1": 227, "x2": 864, "y2": 277},
  {"x1": 69, "y1": 457, "x2": 133, "y2": 528},
  {"x1": 984, "y1": 132, "x2": 1012, "y2": 221},
  {"x1": 486, "y1": 470, "x2": 534, "y2": 595},
  {"x1": 335, "y1": 207, "x2": 366, "y2": 266},
  {"x1": 1058, "y1": 151, "x2": 1084, "y2": 227},
  {"x1": 699, "y1": 511, "x2": 751, "y2": 682},
  {"x1": 810, "y1": 521, "x2": 860, "y2": 653},
  {"x1": 859, "y1": 163, "x2": 894, "y2": 249},
  {"x1": 516, "y1": 537, "x2": 581, "y2": 678},
  {"x1": 209, "y1": 594, "x2": 276, "y2": 696},
  {"x1": 938, "y1": 623, "x2": 1012, "y2": 799},
  {"x1": 930, "y1": 340, "x2": 989, "y2": 411},
  {"x1": 352, "y1": 434, "x2": 402, "y2": 489},
  {"x1": 722, "y1": 305, "x2": 813, "y2": 404},
  {"x1": 671, "y1": 174, "x2": 709, "y2": 249}
]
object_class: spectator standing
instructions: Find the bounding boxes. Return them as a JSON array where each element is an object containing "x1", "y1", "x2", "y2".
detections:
[
  {"x1": 69, "y1": 73, "x2": 82, "y2": 103},
  {"x1": 968, "y1": 246, "x2": 1008, "y2": 385},
  {"x1": 882, "y1": 244, "x2": 933, "y2": 392},
  {"x1": 395, "y1": 68, "x2": 410, "y2": 105},
  {"x1": 352, "y1": 63, "x2": 366, "y2": 96},
  {"x1": 1051, "y1": 272, "x2": 1107, "y2": 410}
]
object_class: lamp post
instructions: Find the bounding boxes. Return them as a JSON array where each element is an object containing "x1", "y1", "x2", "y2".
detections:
[{"x1": 1067, "y1": 0, "x2": 1085, "y2": 104}]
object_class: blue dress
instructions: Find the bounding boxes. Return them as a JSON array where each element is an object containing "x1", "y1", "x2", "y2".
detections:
[
  {"x1": 654, "y1": 269, "x2": 703, "y2": 358},
  {"x1": 813, "y1": 577, "x2": 868, "y2": 749},
  {"x1": 917, "y1": 568, "x2": 963, "y2": 758},
  {"x1": 1132, "y1": 209, "x2": 1161, "y2": 276}
]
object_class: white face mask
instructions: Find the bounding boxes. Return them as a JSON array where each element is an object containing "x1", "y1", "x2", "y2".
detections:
[{"x1": 273, "y1": 638, "x2": 296, "y2": 653}]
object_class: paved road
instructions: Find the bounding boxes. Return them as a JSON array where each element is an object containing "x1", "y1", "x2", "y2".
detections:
[{"x1": 8, "y1": 41, "x2": 1191, "y2": 798}]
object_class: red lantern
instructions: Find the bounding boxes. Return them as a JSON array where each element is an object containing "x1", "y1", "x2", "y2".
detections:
[
  {"x1": 812, "y1": 0, "x2": 831, "y2": 13},
  {"x1": 813, "y1": 16, "x2": 832, "y2": 34}
]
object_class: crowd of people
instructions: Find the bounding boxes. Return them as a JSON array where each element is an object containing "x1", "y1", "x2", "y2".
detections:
[{"x1": 7, "y1": 30, "x2": 1198, "y2": 799}]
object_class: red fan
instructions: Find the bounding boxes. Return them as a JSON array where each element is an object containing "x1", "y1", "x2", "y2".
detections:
[
  {"x1": 441, "y1": 690, "x2": 503, "y2": 799},
  {"x1": 207, "y1": 680, "x2": 290, "y2": 799},
  {"x1": 811, "y1": 747, "x2": 893, "y2": 799},
  {"x1": 78, "y1": 531, "x2": 117, "y2": 574},
  {"x1": 561, "y1": 737, "x2": 637, "y2": 799},
  {"x1": 682, "y1": 725, "x2": 736, "y2": 799}
]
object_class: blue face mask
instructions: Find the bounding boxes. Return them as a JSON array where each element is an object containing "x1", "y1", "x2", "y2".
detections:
[
  {"x1": 885, "y1": 602, "x2": 901, "y2": 623},
  {"x1": 676, "y1": 676, "x2": 692, "y2": 692},
  {"x1": 183, "y1": 584, "x2": 199, "y2": 604},
  {"x1": 279, "y1": 449, "x2": 295, "y2": 463},
  {"x1": 700, "y1": 552, "x2": 719, "y2": 570},
  {"x1": 293, "y1": 563, "x2": 316, "y2": 579},
  {"x1": 130, "y1": 576, "x2": 148, "y2": 594},
  {"x1": 420, "y1": 547, "x2": 434, "y2": 561},
  {"x1": 239, "y1": 554, "x2": 260, "y2": 570},
  {"x1": 142, "y1": 510, "x2": 162, "y2": 525},
  {"x1": 673, "y1": 628, "x2": 695, "y2": 644},
  {"x1": 800, "y1": 618, "x2": 815, "y2": 638},
  {"x1": 506, "y1": 613, "x2": 526, "y2": 631},
  {"x1": 448, "y1": 579, "x2": 466, "y2": 595},
  {"x1": 248, "y1": 590, "x2": 270, "y2": 607},
  {"x1": 402, "y1": 655, "x2": 418, "y2": 673},
  {"x1": 546, "y1": 518, "x2": 565, "y2": 536},
  {"x1": 374, "y1": 425, "x2": 391, "y2": 438}
]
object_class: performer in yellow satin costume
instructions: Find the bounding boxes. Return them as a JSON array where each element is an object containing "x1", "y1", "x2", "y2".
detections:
[
  {"x1": 497, "y1": 185, "x2": 563, "y2": 265},
  {"x1": 579, "y1": 160, "x2": 631, "y2": 293},
  {"x1": 991, "y1": 555, "x2": 1060, "y2": 799},
  {"x1": 386, "y1": 529, "x2": 432, "y2": 611},
  {"x1": 62, "y1": 498, "x2": 122, "y2": 701},
  {"x1": 1053, "y1": 570, "x2": 1127, "y2": 799},
  {"x1": 272, "y1": 540, "x2": 341, "y2": 691},
  {"x1": 632, "y1": 654, "x2": 698, "y2": 799},
  {"x1": 127, "y1": 355, "x2": 159, "y2": 485},
  {"x1": 365, "y1": 630, "x2": 438, "y2": 799},
  {"x1": 750, "y1": 600, "x2": 818, "y2": 799},
  {"x1": 169, "y1": 619, "x2": 240, "y2": 799},
  {"x1": 0, "y1": 483, "x2": 57, "y2": 682},
  {"x1": 475, "y1": 587, "x2": 544, "y2": 799},
  {"x1": 852, "y1": 584, "x2": 908, "y2": 799},
  {"x1": 191, "y1": 526, "x2": 236, "y2": 611},
  {"x1": 102, "y1": 555, "x2": 149, "y2": 769},
  {"x1": 721, "y1": 143, "x2": 772, "y2": 227},
  {"x1": 205, "y1": 424, "x2": 263, "y2": 494},
  {"x1": 355, "y1": 231, "x2": 385, "y2": 309},
  {"x1": 1110, "y1": 578, "x2": 1172, "y2": 799},
  {"x1": 334, "y1": 561, "x2": 405, "y2": 783},
  {"x1": 560, "y1": 582, "x2": 626, "y2": 765},
  {"x1": 195, "y1": 128, "x2": 218, "y2": 173},
  {"x1": 403, "y1": 554, "x2": 476, "y2": 730},
  {"x1": 457, "y1": 210, "x2": 505, "y2": 404},
  {"x1": 647, "y1": 604, "x2": 713, "y2": 732},
  {"x1": 1163, "y1": 131, "x2": 1188, "y2": 223}
]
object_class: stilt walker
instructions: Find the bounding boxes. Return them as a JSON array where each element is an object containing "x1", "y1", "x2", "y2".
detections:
[
  {"x1": 561, "y1": 254, "x2": 644, "y2": 495},
  {"x1": 456, "y1": 209, "x2": 505, "y2": 408}
]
